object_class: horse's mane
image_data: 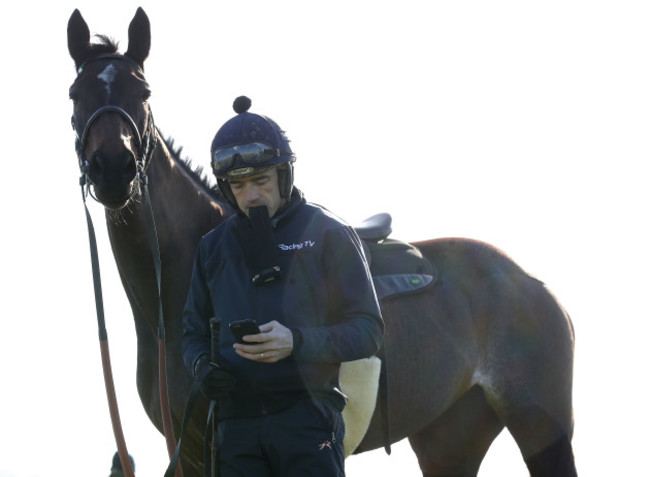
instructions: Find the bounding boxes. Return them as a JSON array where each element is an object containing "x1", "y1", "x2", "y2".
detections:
[
  {"x1": 162, "y1": 135, "x2": 225, "y2": 203},
  {"x1": 71, "y1": 35, "x2": 120, "y2": 71},
  {"x1": 90, "y1": 35, "x2": 120, "y2": 55}
]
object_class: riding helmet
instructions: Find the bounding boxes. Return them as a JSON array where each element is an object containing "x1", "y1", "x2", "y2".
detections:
[{"x1": 211, "y1": 96, "x2": 295, "y2": 209}]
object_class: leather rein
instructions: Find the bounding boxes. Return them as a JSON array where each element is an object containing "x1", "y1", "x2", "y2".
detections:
[{"x1": 73, "y1": 54, "x2": 182, "y2": 477}]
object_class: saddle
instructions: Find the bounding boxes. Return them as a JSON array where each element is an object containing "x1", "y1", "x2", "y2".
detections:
[{"x1": 355, "y1": 213, "x2": 437, "y2": 301}]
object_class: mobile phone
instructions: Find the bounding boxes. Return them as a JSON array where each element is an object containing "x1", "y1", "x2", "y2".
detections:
[{"x1": 229, "y1": 319, "x2": 261, "y2": 344}]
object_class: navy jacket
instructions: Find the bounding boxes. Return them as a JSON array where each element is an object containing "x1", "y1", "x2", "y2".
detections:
[{"x1": 182, "y1": 190, "x2": 384, "y2": 418}]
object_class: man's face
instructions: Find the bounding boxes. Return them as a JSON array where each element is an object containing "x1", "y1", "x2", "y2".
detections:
[{"x1": 228, "y1": 167, "x2": 284, "y2": 217}]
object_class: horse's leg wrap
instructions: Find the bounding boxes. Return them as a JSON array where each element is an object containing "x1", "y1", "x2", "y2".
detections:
[{"x1": 524, "y1": 434, "x2": 577, "y2": 477}]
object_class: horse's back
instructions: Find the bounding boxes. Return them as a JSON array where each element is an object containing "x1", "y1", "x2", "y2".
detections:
[{"x1": 413, "y1": 237, "x2": 528, "y2": 284}]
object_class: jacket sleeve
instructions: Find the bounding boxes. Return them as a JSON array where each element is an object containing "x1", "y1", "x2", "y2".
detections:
[
  {"x1": 182, "y1": 241, "x2": 212, "y2": 376},
  {"x1": 291, "y1": 226, "x2": 384, "y2": 362}
]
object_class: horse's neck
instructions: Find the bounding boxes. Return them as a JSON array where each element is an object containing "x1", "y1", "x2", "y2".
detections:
[
  {"x1": 139, "y1": 139, "x2": 227, "y2": 250},
  {"x1": 105, "y1": 137, "x2": 229, "y2": 332}
]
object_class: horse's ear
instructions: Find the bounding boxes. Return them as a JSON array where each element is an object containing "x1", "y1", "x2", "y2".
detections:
[
  {"x1": 67, "y1": 9, "x2": 91, "y2": 70},
  {"x1": 125, "y1": 7, "x2": 151, "y2": 68}
]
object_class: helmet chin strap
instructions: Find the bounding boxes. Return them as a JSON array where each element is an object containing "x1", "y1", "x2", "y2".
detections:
[
  {"x1": 277, "y1": 163, "x2": 294, "y2": 198},
  {"x1": 216, "y1": 177, "x2": 238, "y2": 210}
]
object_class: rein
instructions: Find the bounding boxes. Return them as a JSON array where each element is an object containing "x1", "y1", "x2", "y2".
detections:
[
  {"x1": 74, "y1": 54, "x2": 182, "y2": 477},
  {"x1": 80, "y1": 194, "x2": 135, "y2": 477}
]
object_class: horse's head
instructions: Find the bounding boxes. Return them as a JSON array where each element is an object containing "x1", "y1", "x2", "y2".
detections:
[{"x1": 68, "y1": 8, "x2": 155, "y2": 210}]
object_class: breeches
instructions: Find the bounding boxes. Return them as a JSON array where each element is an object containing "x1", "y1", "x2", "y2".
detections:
[{"x1": 217, "y1": 398, "x2": 346, "y2": 477}]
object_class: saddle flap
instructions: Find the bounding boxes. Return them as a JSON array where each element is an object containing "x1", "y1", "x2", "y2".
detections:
[
  {"x1": 366, "y1": 239, "x2": 437, "y2": 300},
  {"x1": 356, "y1": 213, "x2": 437, "y2": 301}
]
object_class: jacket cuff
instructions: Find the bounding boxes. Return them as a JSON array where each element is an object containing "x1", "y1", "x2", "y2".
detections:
[
  {"x1": 290, "y1": 328, "x2": 303, "y2": 357},
  {"x1": 193, "y1": 354, "x2": 210, "y2": 377}
]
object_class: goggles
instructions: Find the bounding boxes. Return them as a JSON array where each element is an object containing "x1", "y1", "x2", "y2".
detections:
[{"x1": 212, "y1": 142, "x2": 291, "y2": 176}]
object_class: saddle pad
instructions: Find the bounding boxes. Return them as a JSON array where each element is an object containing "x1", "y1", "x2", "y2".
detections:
[{"x1": 340, "y1": 357, "x2": 381, "y2": 456}]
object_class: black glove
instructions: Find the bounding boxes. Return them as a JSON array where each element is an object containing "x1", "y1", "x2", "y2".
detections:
[{"x1": 196, "y1": 358, "x2": 235, "y2": 401}]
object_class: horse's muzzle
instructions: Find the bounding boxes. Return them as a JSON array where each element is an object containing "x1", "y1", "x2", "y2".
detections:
[{"x1": 88, "y1": 150, "x2": 138, "y2": 210}]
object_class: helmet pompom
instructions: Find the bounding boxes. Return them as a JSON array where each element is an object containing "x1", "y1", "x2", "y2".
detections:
[{"x1": 233, "y1": 96, "x2": 252, "y2": 114}]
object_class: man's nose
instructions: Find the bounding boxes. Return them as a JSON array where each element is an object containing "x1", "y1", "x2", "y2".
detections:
[{"x1": 244, "y1": 184, "x2": 260, "y2": 202}]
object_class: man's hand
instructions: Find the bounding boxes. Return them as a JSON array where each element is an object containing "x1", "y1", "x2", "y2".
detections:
[
  {"x1": 233, "y1": 320, "x2": 293, "y2": 363},
  {"x1": 200, "y1": 363, "x2": 235, "y2": 401}
]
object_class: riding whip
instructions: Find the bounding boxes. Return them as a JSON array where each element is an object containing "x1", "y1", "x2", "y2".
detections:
[{"x1": 164, "y1": 318, "x2": 222, "y2": 477}]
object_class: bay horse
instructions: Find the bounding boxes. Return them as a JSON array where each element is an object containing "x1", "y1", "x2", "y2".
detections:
[{"x1": 67, "y1": 8, "x2": 577, "y2": 476}]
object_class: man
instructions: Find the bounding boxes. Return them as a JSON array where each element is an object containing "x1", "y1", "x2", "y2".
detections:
[{"x1": 182, "y1": 96, "x2": 383, "y2": 477}]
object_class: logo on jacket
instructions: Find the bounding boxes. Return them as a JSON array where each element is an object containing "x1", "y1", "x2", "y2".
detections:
[{"x1": 278, "y1": 240, "x2": 315, "y2": 251}]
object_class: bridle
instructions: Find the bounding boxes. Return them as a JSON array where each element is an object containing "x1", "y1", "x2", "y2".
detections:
[
  {"x1": 72, "y1": 53, "x2": 182, "y2": 477},
  {"x1": 72, "y1": 54, "x2": 158, "y2": 200}
]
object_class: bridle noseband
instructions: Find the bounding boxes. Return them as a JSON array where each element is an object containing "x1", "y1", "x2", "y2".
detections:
[{"x1": 72, "y1": 53, "x2": 158, "y2": 200}]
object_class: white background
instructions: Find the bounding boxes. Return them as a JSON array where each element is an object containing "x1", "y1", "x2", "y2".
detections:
[{"x1": 1, "y1": 1, "x2": 648, "y2": 476}]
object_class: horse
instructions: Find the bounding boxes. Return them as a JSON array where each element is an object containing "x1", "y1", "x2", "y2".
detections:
[{"x1": 67, "y1": 8, "x2": 577, "y2": 477}]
